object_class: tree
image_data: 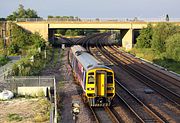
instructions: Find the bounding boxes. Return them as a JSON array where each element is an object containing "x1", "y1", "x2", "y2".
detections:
[
  {"x1": 26, "y1": 8, "x2": 39, "y2": 18},
  {"x1": 48, "y1": 15, "x2": 54, "y2": 18},
  {"x1": 10, "y1": 26, "x2": 46, "y2": 53},
  {"x1": 135, "y1": 24, "x2": 153, "y2": 48},
  {"x1": 65, "y1": 29, "x2": 73, "y2": 36},
  {"x1": 166, "y1": 33, "x2": 180, "y2": 61},
  {"x1": 0, "y1": 18, "x2": 6, "y2": 21},
  {"x1": 6, "y1": 4, "x2": 39, "y2": 21},
  {"x1": 31, "y1": 32, "x2": 46, "y2": 49},
  {"x1": 56, "y1": 29, "x2": 66, "y2": 35},
  {"x1": 151, "y1": 23, "x2": 179, "y2": 52}
]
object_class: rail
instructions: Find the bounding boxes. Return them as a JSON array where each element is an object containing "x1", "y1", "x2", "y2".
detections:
[
  {"x1": 15, "y1": 18, "x2": 180, "y2": 22},
  {"x1": 90, "y1": 106, "x2": 119, "y2": 123},
  {"x1": 115, "y1": 79, "x2": 165, "y2": 123},
  {"x1": 102, "y1": 45, "x2": 180, "y2": 106}
]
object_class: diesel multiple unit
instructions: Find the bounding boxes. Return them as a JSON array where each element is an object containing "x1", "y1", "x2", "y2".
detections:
[{"x1": 69, "y1": 45, "x2": 115, "y2": 106}]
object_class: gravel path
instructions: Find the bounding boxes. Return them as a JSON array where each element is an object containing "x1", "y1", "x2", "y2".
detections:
[
  {"x1": 58, "y1": 48, "x2": 95, "y2": 123},
  {"x1": 40, "y1": 47, "x2": 95, "y2": 123}
]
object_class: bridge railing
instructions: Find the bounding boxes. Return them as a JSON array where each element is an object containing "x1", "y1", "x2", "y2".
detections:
[{"x1": 16, "y1": 18, "x2": 180, "y2": 22}]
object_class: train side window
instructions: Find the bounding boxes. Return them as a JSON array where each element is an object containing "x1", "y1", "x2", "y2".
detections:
[
  {"x1": 107, "y1": 76, "x2": 113, "y2": 83},
  {"x1": 88, "y1": 76, "x2": 94, "y2": 84}
]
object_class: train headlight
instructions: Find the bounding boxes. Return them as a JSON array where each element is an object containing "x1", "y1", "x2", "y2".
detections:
[
  {"x1": 107, "y1": 87, "x2": 114, "y2": 90},
  {"x1": 87, "y1": 88, "x2": 94, "y2": 90}
]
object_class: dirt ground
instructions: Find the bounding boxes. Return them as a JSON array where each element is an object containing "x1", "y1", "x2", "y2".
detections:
[{"x1": 0, "y1": 98, "x2": 50, "y2": 123}]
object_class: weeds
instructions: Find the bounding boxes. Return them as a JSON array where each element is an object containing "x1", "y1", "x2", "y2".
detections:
[
  {"x1": 34, "y1": 98, "x2": 51, "y2": 122},
  {"x1": 8, "y1": 113, "x2": 22, "y2": 122}
]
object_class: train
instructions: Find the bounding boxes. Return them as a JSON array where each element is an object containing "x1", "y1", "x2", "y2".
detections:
[{"x1": 69, "y1": 45, "x2": 115, "y2": 106}]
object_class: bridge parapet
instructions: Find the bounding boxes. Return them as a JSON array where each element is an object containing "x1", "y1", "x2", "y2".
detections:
[{"x1": 16, "y1": 18, "x2": 180, "y2": 23}]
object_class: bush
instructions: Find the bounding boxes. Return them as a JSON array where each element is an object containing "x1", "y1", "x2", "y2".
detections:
[
  {"x1": 136, "y1": 24, "x2": 153, "y2": 48},
  {"x1": 166, "y1": 33, "x2": 180, "y2": 61},
  {"x1": 0, "y1": 55, "x2": 9, "y2": 66},
  {"x1": 151, "y1": 23, "x2": 180, "y2": 53}
]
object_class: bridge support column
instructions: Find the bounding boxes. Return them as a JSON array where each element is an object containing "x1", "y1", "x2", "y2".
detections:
[{"x1": 121, "y1": 29, "x2": 134, "y2": 50}]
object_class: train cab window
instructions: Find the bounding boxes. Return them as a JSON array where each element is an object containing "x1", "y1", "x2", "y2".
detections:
[
  {"x1": 88, "y1": 75, "x2": 94, "y2": 84},
  {"x1": 107, "y1": 72, "x2": 112, "y2": 75},
  {"x1": 88, "y1": 72, "x2": 94, "y2": 75},
  {"x1": 107, "y1": 76, "x2": 113, "y2": 83}
]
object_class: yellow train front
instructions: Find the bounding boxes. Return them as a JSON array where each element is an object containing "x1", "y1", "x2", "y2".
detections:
[{"x1": 69, "y1": 45, "x2": 115, "y2": 106}]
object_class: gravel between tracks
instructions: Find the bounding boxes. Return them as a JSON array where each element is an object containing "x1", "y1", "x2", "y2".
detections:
[
  {"x1": 113, "y1": 66, "x2": 180, "y2": 122},
  {"x1": 90, "y1": 47, "x2": 141, "y2": 123},
  {"x1": 93, "y1": 46, "x2": 180, "y2": 122}
]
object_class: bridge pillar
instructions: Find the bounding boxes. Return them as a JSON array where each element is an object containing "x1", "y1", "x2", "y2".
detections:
[{"x1": 121, "y1": 29, "x2": 134, "y2": 50}]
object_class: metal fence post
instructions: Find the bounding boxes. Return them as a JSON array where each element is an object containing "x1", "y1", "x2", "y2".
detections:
[
  {"x1": 54, "y1": 77, "x2": 57, "y2": 123},
  {"x1": 38, "y1": 76, "x2": 40, "y2": 86}
]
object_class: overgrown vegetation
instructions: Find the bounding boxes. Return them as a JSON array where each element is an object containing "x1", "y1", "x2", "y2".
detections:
[
  {"x1": 11, "y1": 51, "x2": 46, "y2": 76},
  {"x1": 10, "y1": 23, "x2": 46, "y2": 55},
  {"x1": 34, "y1": 98, "x2": 51, "y2": 122},
  {"x1": 0, "y1": 22, "x2": 48, "y2": 76},
  {"x1": 133, "y1": 22, "x2": 180, "y2": 73},
  {"x1": 0, "y1": 55, "x2": 9, "y2": 66}
]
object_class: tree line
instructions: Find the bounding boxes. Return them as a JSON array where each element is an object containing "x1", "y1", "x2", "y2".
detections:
[{"x1": 135, "y1": 22, "x2": 180, "y2": 61}]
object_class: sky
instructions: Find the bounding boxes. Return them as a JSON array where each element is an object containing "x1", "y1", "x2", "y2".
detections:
[{"x1": 0, "y1": 0, "x2": 180, "y2": 19}]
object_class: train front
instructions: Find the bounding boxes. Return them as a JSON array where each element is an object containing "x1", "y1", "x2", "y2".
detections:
[{"x1": 86, "y1": 66, "x2": 115, "y2": 106}]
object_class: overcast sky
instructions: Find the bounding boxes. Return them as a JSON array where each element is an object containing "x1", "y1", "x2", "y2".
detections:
[{"x1": 0, "y1": 0, "x2": 179, "y2": 18}]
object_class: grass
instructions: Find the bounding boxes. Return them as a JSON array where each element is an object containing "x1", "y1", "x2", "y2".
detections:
[
  {"x1": 34, "y1": 98, "x2": 51, "y2": 122},
  {"x1": 129, "y1": 48, "x2": 180, "y2": 74},
  {"x1": 8, "y1": 113, "x2": 23, "y2": 122},
  {"x1": 153, "y1": 58, "x2": 180, "y2": 74},
  {"x1": 53, "y1": 48, "x2": 59, "y2": 67}
]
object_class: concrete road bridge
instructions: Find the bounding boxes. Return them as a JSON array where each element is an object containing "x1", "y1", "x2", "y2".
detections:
[{"x1": 16, "y1": 18, "x2": 180, "y2": 49}]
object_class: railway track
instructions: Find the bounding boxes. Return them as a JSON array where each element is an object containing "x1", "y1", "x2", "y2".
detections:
[
  {"x1": 98, "y1": 45, "x2": 180, "y2": 107},
  {"x1": 86, "y1": 36, "x2": 165, "y2": 122},
  {"x1": 115, "y1": 79, "x2": 165, "y2": 123},
  {"x1": 92, "y1": 43, "x2": 166, "y2": 122},
  {"x1": 90, "y1": 106, "x2": 120, "y2": 123},
  {"x1": 110, "y1": 46, "x2": 180, "y2": 90}
]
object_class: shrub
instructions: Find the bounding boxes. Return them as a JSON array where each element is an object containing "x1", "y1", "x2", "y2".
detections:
[
  {"x1": 151, "y1": 23, "x2": 180, "y2": 52},
  {"x1": 136, "y1": 24, "x2": 153, "y2": 48},
  {"x1": 166, "y1": 33, "x2": 180, "y2": 61}
]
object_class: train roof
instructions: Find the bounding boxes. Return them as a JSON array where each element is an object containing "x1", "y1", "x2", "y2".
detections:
[{"x1": 71, "y1": 45, "x2": 111, "y2": 71}]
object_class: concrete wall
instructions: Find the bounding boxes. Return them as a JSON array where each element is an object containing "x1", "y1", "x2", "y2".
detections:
[
  {"x1": 18, "y1": 86, "x2": 50, "y2": 97},
  {"x1": 121, "y1": 29, "x2": 134, "y2": 50},
  {"x1": 16, "y1": 22, "x2": 49, "y2": 40}
]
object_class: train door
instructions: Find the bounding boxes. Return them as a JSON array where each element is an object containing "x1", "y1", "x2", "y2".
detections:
[{"x1": 96, "y1": 71, "x2": 107, "y2": 97}]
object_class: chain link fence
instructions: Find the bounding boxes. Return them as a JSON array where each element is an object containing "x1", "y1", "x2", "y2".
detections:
[
  {"x1": 0, "y1": 76, "x2": 54, "y2": 92},
  {"x1": 0, "y1": 76, "x2": 57, "y2": 123},
  {"x1": 0, "y1": 56, "x2": 20, "y2": 81}
]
